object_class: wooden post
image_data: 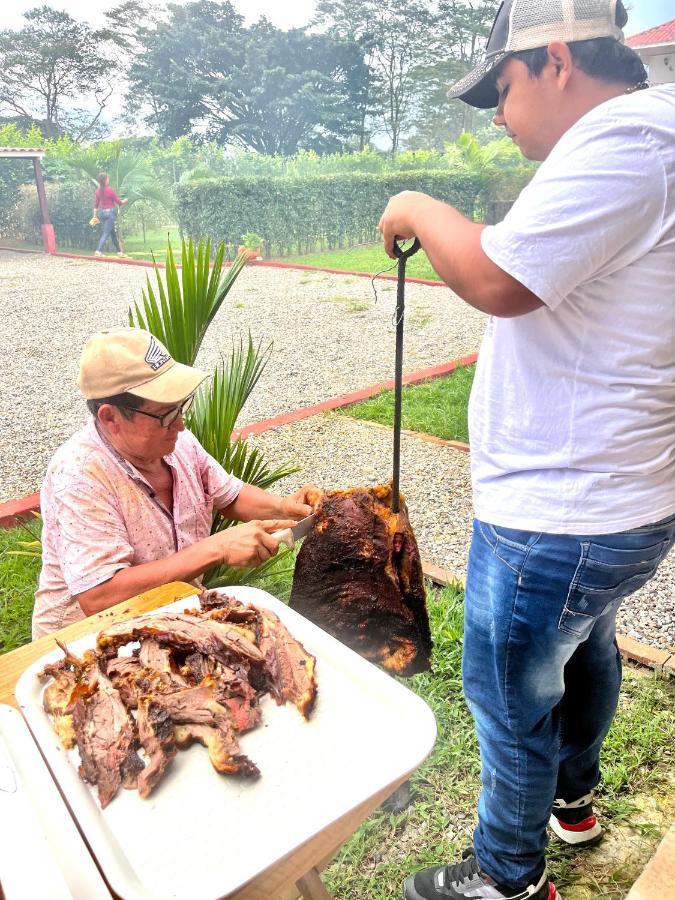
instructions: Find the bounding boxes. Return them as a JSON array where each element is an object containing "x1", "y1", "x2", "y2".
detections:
[
  {"x1": 33, "y1": 156, "x2": 55, "y2": 253},
  {"x1": 296, "y1": 868, "x2": 334, "y2": 900}
]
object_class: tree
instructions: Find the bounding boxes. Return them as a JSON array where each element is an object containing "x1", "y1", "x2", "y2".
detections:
[
  {"x1": 124, "y1": 1, "x2": 368, "y2": 154},
  {"x1": 408, "y1": 0, "x2": 501, "y2": 145},
  {"x1": 315, "y1": 0, "x2": 436, "y2": 154},
  {"x1": 313, "y1": 0, "x2": 380, "y2": 150},
  {"x1": 0, "y1": 6, "x2": 118, "y2": 141}
]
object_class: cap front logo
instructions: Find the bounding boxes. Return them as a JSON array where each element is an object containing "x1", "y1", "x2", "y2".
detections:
[{"x1": 144, "y1": 336, "x2": 171, "y2": 371}]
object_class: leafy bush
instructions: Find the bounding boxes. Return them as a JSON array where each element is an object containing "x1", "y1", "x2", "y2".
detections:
[
  {"x1": 177, "y1": 171, "x2": 482, "y2": 257},
  {"x1": 40, "y1": 181, "x2": 97, "y2": 249}
]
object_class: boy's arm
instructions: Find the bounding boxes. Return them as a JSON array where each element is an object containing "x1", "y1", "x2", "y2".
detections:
[{"x1": 379, "y1": 191, "x2": 542, "y2": 318}]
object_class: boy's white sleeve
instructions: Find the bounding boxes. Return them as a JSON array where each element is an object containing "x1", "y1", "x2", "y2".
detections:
[{"x1": 481, "y1": 119, "x2": 667, "y2": 310}]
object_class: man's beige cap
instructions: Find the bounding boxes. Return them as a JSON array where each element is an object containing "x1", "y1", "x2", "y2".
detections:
[{"x1": 78, "y1": 327, "x2": 208, "y2": 402}]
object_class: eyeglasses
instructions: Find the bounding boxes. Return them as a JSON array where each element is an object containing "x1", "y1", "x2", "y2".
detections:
[{"x1": 120, "y1": 393, "x2": 195, "y2": 428}]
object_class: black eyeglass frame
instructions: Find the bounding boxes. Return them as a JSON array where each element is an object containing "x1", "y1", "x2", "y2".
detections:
[{"x1": 119, "y1": 393, "x2": 195, "y2": 428}]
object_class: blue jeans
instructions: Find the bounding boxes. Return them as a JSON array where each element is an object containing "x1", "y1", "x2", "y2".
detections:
[
  {"x1": 96, "y1": 208, "x2": 121, "y2": 252},
  {"x1": 463, "y1": 513, "x2": 675, "y2": 889}
]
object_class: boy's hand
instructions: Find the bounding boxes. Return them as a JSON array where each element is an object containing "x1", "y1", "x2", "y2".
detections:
[{"x1": 379, "y1": 191, "x2": 429, "y2": 258}]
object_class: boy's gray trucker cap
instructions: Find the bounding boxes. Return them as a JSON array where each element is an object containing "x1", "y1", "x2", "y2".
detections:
[{"x1": 447, "y1": 0, "x2": 626, "y2": 109}]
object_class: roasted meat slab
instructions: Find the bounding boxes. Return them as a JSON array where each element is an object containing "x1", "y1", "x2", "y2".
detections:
[
  {"x1": 39, "y1": 593, "x2": 318, "y2": 807},
  {"x1": 97, "y1": 613, "x2": 264, "y2": 666},
  {"x1": 199, "y1": 592, "x2": 318, "y2": 719},
  {"x1": 289, "y1": 484, "x2": 432, "y2": 676},
  {"x1": 70, "y1": 663, "x2": 140, "y2": 808}
]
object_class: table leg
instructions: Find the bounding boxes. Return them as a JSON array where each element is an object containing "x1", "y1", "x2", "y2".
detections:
[{"x1": 296, "y1": 867, "x2": 334, "y2": 900}]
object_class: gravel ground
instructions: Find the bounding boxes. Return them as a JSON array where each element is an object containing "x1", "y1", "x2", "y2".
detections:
[
  {"x1": 249, "y1": 414, "x2": 475, "y2": 577},
  {"x1": 1, "y1": 250, "x2": 672, "y2": 652},
  {"x1": 0, "y1": 250, "x2": 483, "y2": 502}
]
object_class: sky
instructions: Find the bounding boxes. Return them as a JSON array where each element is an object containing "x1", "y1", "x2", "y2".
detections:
[
  {"x1": 0, "y1": 0, "x2": 316, "y2": 31},
  {"x1": 0, "y1": 0, "x2": 673, "y2": 35}
]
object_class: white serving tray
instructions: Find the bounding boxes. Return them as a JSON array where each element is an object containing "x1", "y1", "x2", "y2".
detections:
[
  {"x1": 15, "y1": 586, "x2": 437, "y2": 900},
  {"x1": 0, "y1": 703, "x2": 111, "y2": 900}
]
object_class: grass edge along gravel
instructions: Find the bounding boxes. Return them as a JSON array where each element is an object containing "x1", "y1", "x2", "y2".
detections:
[
  {"x1": 277, "y1": 242, "x2": 441, "y2": 281},
  {"x1": 338, "y1": 363, "x2": 475, "y2": 444}
]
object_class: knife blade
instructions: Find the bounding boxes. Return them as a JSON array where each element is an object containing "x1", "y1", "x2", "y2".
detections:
[{"x1": 271, "y1": 514, "x2": 316, "y2": 550}]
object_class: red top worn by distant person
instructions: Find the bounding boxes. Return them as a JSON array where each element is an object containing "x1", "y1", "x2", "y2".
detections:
[{"x1": 94, "y1": 185, "x2": 123, "y2": 209}]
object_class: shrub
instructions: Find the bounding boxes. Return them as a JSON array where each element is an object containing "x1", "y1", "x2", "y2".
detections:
[
  {"x1": 9, "y1": 180, "x2": 95, "y2": 249},
  {"x1": 43, "y1": 181, "x2": 97, "y2": 249},
  {"x1": 176, "y1": 171, "x2": 482, "y2": 257}
]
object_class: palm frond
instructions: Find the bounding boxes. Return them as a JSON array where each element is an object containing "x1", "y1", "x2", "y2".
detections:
[
  {"x1": 129, "y1": 238, "x2": 248, "y2": 366},
  {"x1": 187, "y1": 337, "x2": 271, "y2": 459},
  {"x1": 64, "y1": 144, "x2": 173, "y2": 212},
  {"x1": 187, "y1": 348, "x2": 300, "y2": 491}
]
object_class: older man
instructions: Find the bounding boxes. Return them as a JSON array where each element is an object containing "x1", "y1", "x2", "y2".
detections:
[{"x1": 32, "y1": 328, "x2": 314, "y2": 638}]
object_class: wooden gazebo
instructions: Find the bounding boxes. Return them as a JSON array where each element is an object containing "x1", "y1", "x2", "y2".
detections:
[{"x1": 0, "y1": 147, "x2": 55, "y2": 253}]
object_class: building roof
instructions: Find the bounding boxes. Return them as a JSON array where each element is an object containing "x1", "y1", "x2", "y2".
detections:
[
  {"x1": 0, "y1": 147, "x2": 45, "y2": 158},
  {"x1": 627, "y1": 19, "x2": 675, "y2": 48}
]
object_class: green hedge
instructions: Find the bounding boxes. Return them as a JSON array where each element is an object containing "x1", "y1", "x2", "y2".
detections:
[
  {"x1": 176, "y1": 171, "x2": 482, "y2": 257},
  {"x1": 7, "y1": 181, "x2": 96, "y2": 249}
]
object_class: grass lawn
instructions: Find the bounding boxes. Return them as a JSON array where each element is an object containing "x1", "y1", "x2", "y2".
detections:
[
  {"x1": 0, "y1": 528, "x2": 672, "y2": 896},
  {"x1": 323, "y1": 594, "x2": 675, "y2": 900},
  {"x1": 0, "y1": 521, "x2": 41, "y2": 653},
  {"x1": 120, "y1": 226, "x2": 182, "y2": 260},
  {"x1": 339, "y1": 362, "x2": 475, "y2": 444},
  {"x1": 50, "y1": 226, "x2": 181, "y2": 262},
  {"x1": 276, "y1": 242, "x2": 442, "y2": 281}
]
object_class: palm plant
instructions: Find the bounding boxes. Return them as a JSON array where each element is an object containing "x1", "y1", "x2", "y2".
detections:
[
  {"x1": 129, "y1": 238, "x2": 247, "y2": 366},
  {"x1": 445, "y1": 133, "x2": 522, "y2": 180},
  {"x1": 128, "y1": 236, "x2": 298, "y2": 588}
]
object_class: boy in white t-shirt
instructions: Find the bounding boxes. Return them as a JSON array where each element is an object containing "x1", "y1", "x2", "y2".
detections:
[{"x1": 379, "y1": 2, "x2": 675, "y2": 899}]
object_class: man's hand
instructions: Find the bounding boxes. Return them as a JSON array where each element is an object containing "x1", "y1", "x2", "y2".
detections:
[
  {"x1": 378, "y1": 191, "x2": 430, "y2": 258},
  {"x1": 279, "y1": 483, "x2": 322, "y2": 520},
  {"x1": 206, "y1": 520, "x2": 296, "y2": 567}
]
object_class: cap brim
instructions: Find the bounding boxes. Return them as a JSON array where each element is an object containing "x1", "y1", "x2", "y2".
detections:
[
  {"x1": 128, "y1": 362, "x2": 209, "y2": 404},
  {"x1": 447, "y1": 52, "x2": 507, "y2": 109}
]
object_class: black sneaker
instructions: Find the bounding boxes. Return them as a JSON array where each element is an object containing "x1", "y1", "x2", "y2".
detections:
[
  {"x1": 403, "y1": 849, "x2": 561, "y2": 899},
  {"x1": 550, "y1": 793, "x2": 603, "y2": 847}
]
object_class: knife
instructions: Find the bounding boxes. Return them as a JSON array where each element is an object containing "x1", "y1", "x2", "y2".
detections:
[{"x1": 272, "y1": 514, "x2": 317, "y2": 550}]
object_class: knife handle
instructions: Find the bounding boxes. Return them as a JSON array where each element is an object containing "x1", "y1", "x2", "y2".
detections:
[{"x1": 271, "y1": 527, "x2": 295, "y2": 550}]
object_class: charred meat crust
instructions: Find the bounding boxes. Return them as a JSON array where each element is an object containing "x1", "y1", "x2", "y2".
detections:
[
  {"x1": 97, "y1": 613, "x2": 264, "y2": 666},
  {"x1": 70, "y1": 663, "x2": 139, "y2": 808},
  {"x1": 289, "y1": 484, "x2": 432, "y2": 676}
]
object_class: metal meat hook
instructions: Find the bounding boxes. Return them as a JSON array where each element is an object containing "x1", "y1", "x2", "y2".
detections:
[{"x1": 391, "y1": 236, "x2": 421, "y2": 513}]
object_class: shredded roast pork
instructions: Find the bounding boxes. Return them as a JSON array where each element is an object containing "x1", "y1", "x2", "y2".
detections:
[{"x1": 38, "y1": 593, "x2": 317, "y2": 807}]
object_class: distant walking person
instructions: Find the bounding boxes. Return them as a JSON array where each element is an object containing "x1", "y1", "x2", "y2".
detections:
[{"x1": 93, "y1": 172, "x2": 128, "y2": 257}]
